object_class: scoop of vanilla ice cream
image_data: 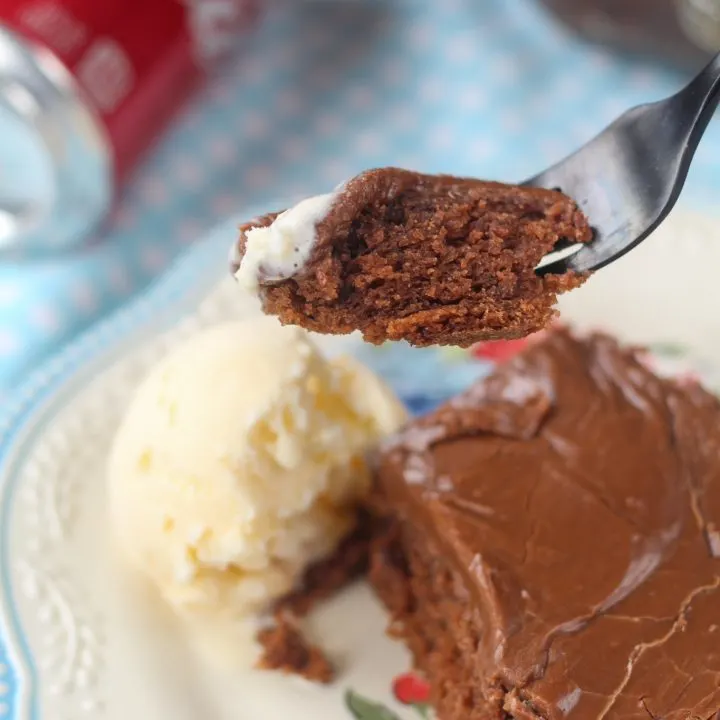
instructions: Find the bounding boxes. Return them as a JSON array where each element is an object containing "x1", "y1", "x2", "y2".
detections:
[{"x1": 108, "y1": 316, "x2": 406, "y2": 619}]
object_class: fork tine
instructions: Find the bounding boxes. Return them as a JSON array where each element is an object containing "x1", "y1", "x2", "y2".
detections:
[
  {"x1": 539, "y1": 189, "x2": 682, "y2": 275},
  {"x1": 539, "y1": 217, "x2": 661, "y2": 275},
  {"x1": 534, "y1": 52, "x2": 720, "y2": 276},
  {"x1": 537, "y1": 241, "x2": 607, "y2": 275}
]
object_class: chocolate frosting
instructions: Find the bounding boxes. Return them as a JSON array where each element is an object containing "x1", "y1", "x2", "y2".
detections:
[{"x1": 378, "y1": 329, "x2": 720, "y2": 719}]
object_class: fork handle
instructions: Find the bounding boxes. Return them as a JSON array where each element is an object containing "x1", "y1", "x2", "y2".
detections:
[{"x1": 676, "y1": 52, "x2": 720, "y2": 178}]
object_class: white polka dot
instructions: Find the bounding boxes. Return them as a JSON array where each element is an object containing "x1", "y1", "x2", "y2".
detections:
[
  {"x1": 628, "y1": 67, "x2": 658, "y2": 91},
  {"x1": 211, "y1": 193, "x2": 237, "y2": 215},
  {"x1": 270, "y1": 42, "x2": 298, "y2": 71},
  {"x1": 244, "y1": 111, "x2": 269, "y2": 140},
  {"x1": 242, "y1": 56, "x2": 270, "y2": 84},
  {"x1": 0, "y1": 331, "x2": 19, "y2": 357},
  {"x1": 499, "y1": 110, "x2": 525, "y2": 133},
  {"x1": 356, "y1": 130, "x2": 384, "y2": 154},
  {"x1": 309, "y1": 65, "x2": 340, "y2": 91},
  {"x1": 285, "y1": 185, "x2": 314, "y2": 205},
  {"x1": 469, "y1": 138, "x2": 496, "y2": 161},
  {"x1": 0, "y1": 701, "x2": 8, "y2": 716},
  {"x1": 140, "y1": 245, "x2": 168, "y2": 273},
  {"x1": 408, "y1": 23, "x2": 432, "y2": 49},
  {"x1": 588, "y1": 50, "x2": 613, "y2": 71},
  {"x1": 244, "y1": 163, "x2": 273, "y2": 190},
  {"x1": 0, "y1": 682, "x2": 7, "y2": 695},
  {"x1": 493, "y1": 57, "x2": 520, "y2": 82},
  {"x1": 177, "y1": 219, "x2": 202, "y2": 245},
  {"x1": 0, "y1": 664, "x2": 7, "y2": 676},
  {"x1": 182, "y1": 109, "x2": 202, "y2": 130},
  {"x1": 174, "y1": 157, "x2": 203, "y2": 189},
  {"x1": 540, "y1": 138, "x2": 566, "y2": 161},
  {"x1": 419, "y1": 77, "x2": 444, "y2": 103},
  {"x1": 340, "y1": 41, "x2": 368, "y2": 69},
  {"x1": 554, "y1": 74, "x2": 584, "y2": 101},
  {"x1": 108, "y1": 265, "x2": 132, "y2": 294},
  {"x1": 447, "y1": 35, "x2": 476, "y2": 64},
  {"x1": 315, "y1": 113, "x2": 342, "y2": 136},
  {"x1": 427, "y1": 125, "x2": 454, "y2": 150},
  {"x1": 320, "y1": 159, "x2": 350, "y2": 183},
  {"x1": 383, "y1": 58, "x2": 408, "y2": 86},
  {"x1": 527, "y1": 93, "x2": 551, "y2": 115},
  {"x1": 29, "y1": 305, "x2": 60, "y2": 333},
  {"x1": 208, "y1": 136, "x2": 236, "y2": 165},
  {"x1": 112, "y1": 205, "x2": 136, "y2": 230},
  {"x1": 570, "y1": 121, "x2": 599, "y2": 143},
  {"x1": 275, "y1": 88, "x2": 305, "y2": 115},
  {"x1": 458, "y1": 89, "x2": 488, "y2": 111},
  {"x1": 306, "y1": 23, "x2": 331, "y2": 51},
  {"x1": 347, "y1": 85, "x2": 375, "y2": 110},
  {"x1": 600, "y1": 97, "x2": 629, "y2": 120},
  {"x1": 0, "y1": 284, "x2": 19, "y2": 308},
  {"x1": 209, "y1": 81, "x2": 233, "y2": 103},
  {"x1": 279, "y1": 135, "x2": 309, "y2": 162},
  {"x1": 140, "y1": 177, "x2": 167, "y2": 206},
  {"x1": 70, "y1": 282, "x2": 98, "y2": 313},
  {"x1": 389, "y1": 105, "x2": 417, "y2": 130}
]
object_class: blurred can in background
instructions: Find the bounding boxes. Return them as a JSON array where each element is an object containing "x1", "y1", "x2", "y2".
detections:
[
  {"x1": 0, "y1": 0, "x2": 260, "y2": 252},
  {"x1": 538, "y1": 0, "x2": 720, "y2": 70}
]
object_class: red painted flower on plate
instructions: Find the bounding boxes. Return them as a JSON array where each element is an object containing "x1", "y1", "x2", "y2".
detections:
[{"x1": 392, "y1": 672, "x2": 431, "y2": 705}]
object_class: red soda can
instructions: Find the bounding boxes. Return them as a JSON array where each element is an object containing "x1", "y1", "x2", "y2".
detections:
[{"x1": 0, "y1": 0, "x2": 261, "y2": 251}]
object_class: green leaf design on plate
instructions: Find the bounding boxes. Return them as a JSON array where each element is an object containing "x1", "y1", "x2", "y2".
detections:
[
  {"x1": 345, "y1": 689, "x2": 403, "y2": 720},
  {"x1": 648, "y1": 342, "x2": 687, "y2": 358}
]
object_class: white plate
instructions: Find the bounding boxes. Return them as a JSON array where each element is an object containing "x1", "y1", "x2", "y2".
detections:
[{"x1": 1, "y1": 209, "x2": 720, "y2": 720}]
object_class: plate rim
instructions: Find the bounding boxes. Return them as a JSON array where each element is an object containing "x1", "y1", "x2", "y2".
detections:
[
  {"x1": 1, "y1": 204, "x2": 718, "y2": 718},
  {"x1": 0, "y1": 215, "x2": 240, "y2": 719}
]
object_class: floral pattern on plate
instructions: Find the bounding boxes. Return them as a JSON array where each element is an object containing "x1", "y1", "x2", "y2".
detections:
[{"x1": 347, "y1": 673, "x2": 433, "y2": 720}]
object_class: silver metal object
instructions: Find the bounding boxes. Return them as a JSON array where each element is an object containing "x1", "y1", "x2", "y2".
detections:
[
  {"x1": 531, "y1": 52, "x2": 720, "y2": 275},
  {"x1": 0, "y1": 25, "x2": 112, "y2": 252}
]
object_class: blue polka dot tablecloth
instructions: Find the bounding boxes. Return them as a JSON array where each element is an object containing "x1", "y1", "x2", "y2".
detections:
[{"x1": 0, "y1": 0, "x2": 718, "y2": 399}]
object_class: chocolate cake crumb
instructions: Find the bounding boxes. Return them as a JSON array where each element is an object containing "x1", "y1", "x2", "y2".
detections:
[
  {"x1": 255, "y1": 511, "x2": 376, "y2": 684},
  {"x1": 233, "y1": 168, "x2": 592, "y2": 347},
  {"x1": 278, "y1": 509, "x2": 375, "y2": 617},
  {"x1": 256, "y1": 615, "x2": 334, "y2": 684}
]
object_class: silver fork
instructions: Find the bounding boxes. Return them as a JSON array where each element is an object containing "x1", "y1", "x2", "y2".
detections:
[{"x1": 531, "y1": 52, "x2": 720, "y2": 275}]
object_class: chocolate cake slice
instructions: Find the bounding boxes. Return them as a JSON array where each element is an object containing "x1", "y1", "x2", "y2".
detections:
[
  {"x1": 369, "y1": 329, "x2": 720, "y2": 720},
  {"x1": 231, "y1": 168, "x2": 592, "y2": 347}
]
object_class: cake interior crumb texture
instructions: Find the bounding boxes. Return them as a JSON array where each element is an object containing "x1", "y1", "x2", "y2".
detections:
[
  {"x1": 369, "y1": 329, "x2": 720, "y2": 720},
  {"x1": 236, "y1": 168, "x2": 592, "y2": 347}
]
